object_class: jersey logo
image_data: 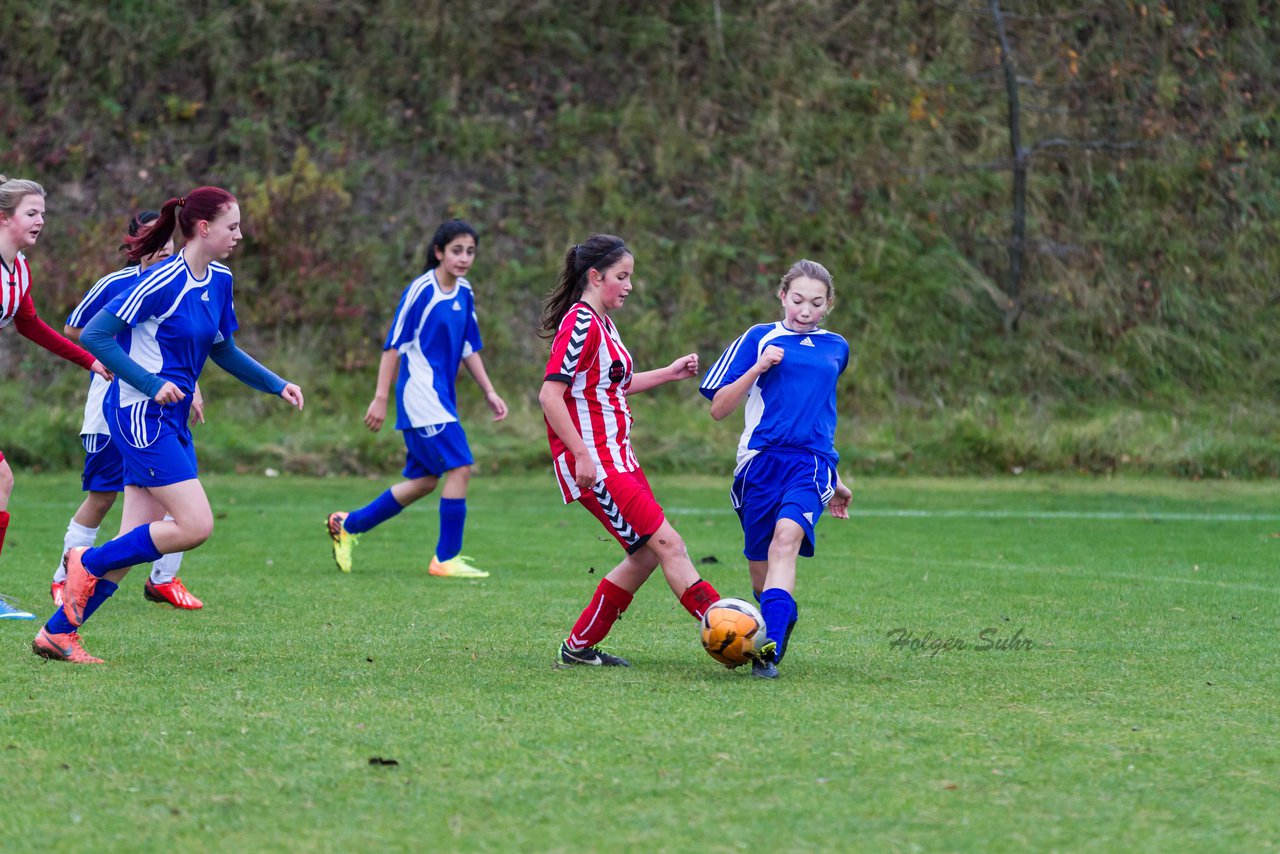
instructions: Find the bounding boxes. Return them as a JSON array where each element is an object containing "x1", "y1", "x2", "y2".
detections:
[
  {"x1": 800, "y1": 336, "x2": 814, "y2": 347},
  {"x1": 608, "y1": 359, "x2": 626, "y2": 383},
  {"x1": 452, "y1": 302, "x2": 462, "y2": 311},
  {"x1": 803, "y1": 511, "x2": 814, "y2": 523},
  {"x1": 200, "y1": 291, "x2": 210, "y2": 302}
]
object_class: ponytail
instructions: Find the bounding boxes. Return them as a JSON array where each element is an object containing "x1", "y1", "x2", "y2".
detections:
[
  {"x1": 539, "y1": 234, "x2": 630, "y2": 336},
  {"x1": 125, "y1": 186, "x2": 236, "y2": 263}
]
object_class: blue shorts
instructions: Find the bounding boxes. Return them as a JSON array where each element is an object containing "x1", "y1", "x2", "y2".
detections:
[
  {"x1": 81, "y1": 434, "x2": 124, "y2": 493},
  {"x1": 402, "y1": 422, "x2": 473, "y2": 479},
  {"x1": 106, "y1": 401, "x2": 199, "y2": 488},
  {"x1": 731, "y1": 450, "x2": 838, "y2": 561}
]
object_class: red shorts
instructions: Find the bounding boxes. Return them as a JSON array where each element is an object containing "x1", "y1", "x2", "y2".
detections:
[{"x1": 577, "y1": 469, "x2": 666, "y2": 554}]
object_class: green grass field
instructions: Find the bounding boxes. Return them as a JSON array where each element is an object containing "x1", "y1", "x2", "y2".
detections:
[{"x1": 4, "y1": 473, "x2": 1278, "y2": 851}]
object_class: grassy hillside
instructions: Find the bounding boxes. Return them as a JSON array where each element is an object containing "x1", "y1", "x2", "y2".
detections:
[{"x1": 2, "y1": 1, "x2": 1277, "y2": 476}]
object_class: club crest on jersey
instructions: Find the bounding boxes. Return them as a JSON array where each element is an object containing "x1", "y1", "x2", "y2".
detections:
[{"x1": 608, "y1": 359, "x2": 626, "y2": 383}]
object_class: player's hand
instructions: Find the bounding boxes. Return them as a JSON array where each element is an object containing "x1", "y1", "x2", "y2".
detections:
[
  {"x1": 829, "y1": 481, "x2": 853, "y2": 519},
  {"x1": 755, "y1": 346, "x2": 784, "y2": 373},
  {"x1": 364, "y1": 397, "x2": 387, "y2": 432},
  {"x1": 154, "y1": 382, "x2": 186, "y2": 405},
  {"x1": 573, "y1": 450, "x2": 597, "y2": 489},
  {"x1": 280, "y1": 383, "x2": 304, "y2": 410},
  {"x1": 485, "y1": 391, "x2": 509, "y2": 422},
  {"x1": 669, "y1": 353, "x2": 699, "y2": 381},
  {"x1": 189, "y1": 387, "x2": 206, "y2": 424},
  {"x1": 89, "y1": 360, "x2": 113, "y2": 383}
]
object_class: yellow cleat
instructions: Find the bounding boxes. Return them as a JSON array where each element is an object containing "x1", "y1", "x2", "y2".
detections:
[
  {"x1": 326, "y1": 512, "x2": 358, "y2": 573},
  {"x1": 428, "y1": 554, "x2": 489, "y2": 578}
]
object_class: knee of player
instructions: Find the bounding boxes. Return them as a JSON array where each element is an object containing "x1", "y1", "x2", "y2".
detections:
[
  {"x1": 0, "y1": 458, "x2": 13, "y2": 501},
  {"x1": 184, "y1": 514, "x2": 215, "y2": 546},
  {"x1": 770, "y1": 522, "x2": 806, "y2": 552},
  {"x1": 648, "y1": 526, "x2": 689, "y2": 560},
  {"x1": 446, "y1": 465, "x2": 472, "y2": 485}
]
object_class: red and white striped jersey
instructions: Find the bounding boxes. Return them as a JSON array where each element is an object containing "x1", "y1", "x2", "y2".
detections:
[
  {"x1": 543, "y1": 302, "x2": 639, "y2": 503},
  {"x1": 0, "y1": 251, "x2": 32, "y2": 330}
]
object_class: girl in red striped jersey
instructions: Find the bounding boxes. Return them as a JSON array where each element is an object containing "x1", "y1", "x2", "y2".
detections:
[
  {"x1": 0, "y1": 176, "x2": 112, "y2": 621},
  {"x1": 538, "y1": 234, "x2": 720, "y2": 667}
]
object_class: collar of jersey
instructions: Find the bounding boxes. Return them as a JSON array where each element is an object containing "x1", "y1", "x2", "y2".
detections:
[
  {"x1": 177, "y1": 248, "x2": 213, "y2": 285},
  {"x1": 779, "y1": 321, "x2": 825, "y2": 334}
]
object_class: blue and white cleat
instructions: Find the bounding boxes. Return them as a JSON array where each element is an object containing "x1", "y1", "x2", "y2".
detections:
[{"x1": 0, "y1": 593, "x2": 37, "y2": 621}]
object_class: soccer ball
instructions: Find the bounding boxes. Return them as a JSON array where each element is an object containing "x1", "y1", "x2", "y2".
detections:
[{"x1": 700, "y1": 598, "x2": 767, "y2": 669}]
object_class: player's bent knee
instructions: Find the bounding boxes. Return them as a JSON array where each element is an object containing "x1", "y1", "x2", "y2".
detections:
[{"x1": 0, "y1": 459, "x2": 13, "y2": 501}]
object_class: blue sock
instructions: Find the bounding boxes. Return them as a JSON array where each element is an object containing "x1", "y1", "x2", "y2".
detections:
[
  {"x1": 44, "y1": 609, "x2": 77, "y2": 635},
  {"x1": 44, "y1": 579, "x2": 118, "y2": 633},
  {"x1": 83, "y1": 525, "x2": 163, "y2": 576},
  {"x1": 80, "y1": 579, "x2": 119, "y2": 624},
  {"x1": 760, "y1": 588, "x2": 799, "y2": 663},
  {"x1": 436, "y1": 498, "x2": 466, "y2": 561},
  {"x1": 344, "y1": 489, "x2": 405, "y2": 535}
]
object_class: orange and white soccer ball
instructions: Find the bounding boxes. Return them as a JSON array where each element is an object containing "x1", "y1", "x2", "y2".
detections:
[{"x1": 700, "y1": 597, "x2": 767, "y2": 669}]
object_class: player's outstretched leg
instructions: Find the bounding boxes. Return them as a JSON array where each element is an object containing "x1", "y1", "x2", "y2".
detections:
[
  {"x1": 325, "y1": 511, "x2": 359, "y2": 573},
  {"x1": 753, "y1": 588, "x2": 798, "y2": 679},
  {"x1": 32, "y1": 626, "x2": 103, "y2": 664},
  {"x1": 558, "y1": 577, "x2": 635, "y2": 667}
]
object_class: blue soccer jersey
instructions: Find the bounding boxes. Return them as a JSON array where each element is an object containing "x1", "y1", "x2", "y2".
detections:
[
  {"x1": 701, "y1": 322, "x2": 849, "y2": 473},
  {"x1": 66, "y1": 266, "x2": 140, "y2": 437},
  {"x1": 384, "y1": 270, "x2": 483, "y2": 430},
  {"x1": 100, "y1": 250, "x2": 238, "y2": 433}
]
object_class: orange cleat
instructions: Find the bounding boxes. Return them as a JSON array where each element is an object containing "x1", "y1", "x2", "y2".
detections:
[
  {"x1": 144, "y1": 577, "x2": 204, "y2": 610},
  {"x1": 32, "y1": 627, "x2": 104, "y2": 664},
  {"x1": 51, "y1": 581, "x2": 64, "y2": 607},
  {"x1": 61, "y1": 546, "x2": 97, "y2": 628}
]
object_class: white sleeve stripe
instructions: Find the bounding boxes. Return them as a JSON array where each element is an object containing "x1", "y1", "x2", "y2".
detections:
[
  {"x1": 67, "y1": 269, "x2": 135, "y2": 327},
  {"x1": 117, "y1": 263, "x2": 184, "y2": 321},
  {"x1": 702, "y1": 332, "x2": 750, "y2": 389},
  {"x1": 388, "y1": 273, "x2": 433, "y2": 345}
]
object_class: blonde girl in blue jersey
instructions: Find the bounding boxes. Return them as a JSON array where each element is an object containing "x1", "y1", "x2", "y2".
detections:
[
  {"x1": 50, "y1": 210, "x2": 206, "y2": 611},
  {"x1": 700, "y1": 260, "x2": 852, "y2": 678},
  {"x1": 326, "y1": 219, "x2": 508, "y2": 578},
  {"x1": 34, "y1": 186, "x2": 304, "y2": 664}
]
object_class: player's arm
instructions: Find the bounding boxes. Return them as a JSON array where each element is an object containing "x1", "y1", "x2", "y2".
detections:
[
  {"x1": 829, "y1": 472, "x2": 852, "y2": 519},
  {"x1": 12, "y1": 292, "x2": 104, "y2": 375},
  {"x1": 208, "y1": 336, "x2": 304, "y2": 409},
  {"x1": 190, "y1": 382, "x2": 206, "y2": 425},
  {"x1": 364, "y1": 348, "x2": 399, "y2": 432},
  {"x1": 628, "y1": 353, "x2": 700, "y2": 395},
  {"x1": 708, "y1": 345, "x2": 785, "y2": 421},
  {"x1": 461, "y1": 352, "x2": 507, "y2": 421},
  {"x1": 63, "y1": 324, "x2": 82, "y2": 341},
  {"x1": 538, "y1": 379, "x2": 596, "y2": 488},
  {"x1": 81, "y1": 311, "x2": 176, "y2": 401}
]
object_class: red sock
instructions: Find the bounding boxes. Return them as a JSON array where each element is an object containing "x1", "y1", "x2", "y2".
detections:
[
  {"x1": 679, "y1": 578, "x2": 720, "y2": 620},
  {"x1": 567, "y1": 578, "x2": 633, "y2": 650},
  {"x1": 0, "y1": 510, "x2": 9, "y2": 559}
]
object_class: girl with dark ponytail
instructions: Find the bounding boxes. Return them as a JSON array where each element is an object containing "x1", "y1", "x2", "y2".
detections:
[
  {"x1": 538, "y1": 234, "x2": 721, "y2": 667},
  {"x1": 325, "y1": 218, "x2": 508, "y2": 579},
  {"x1": 36, "y1": 186, "x2": 304, "y2": 664}
]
